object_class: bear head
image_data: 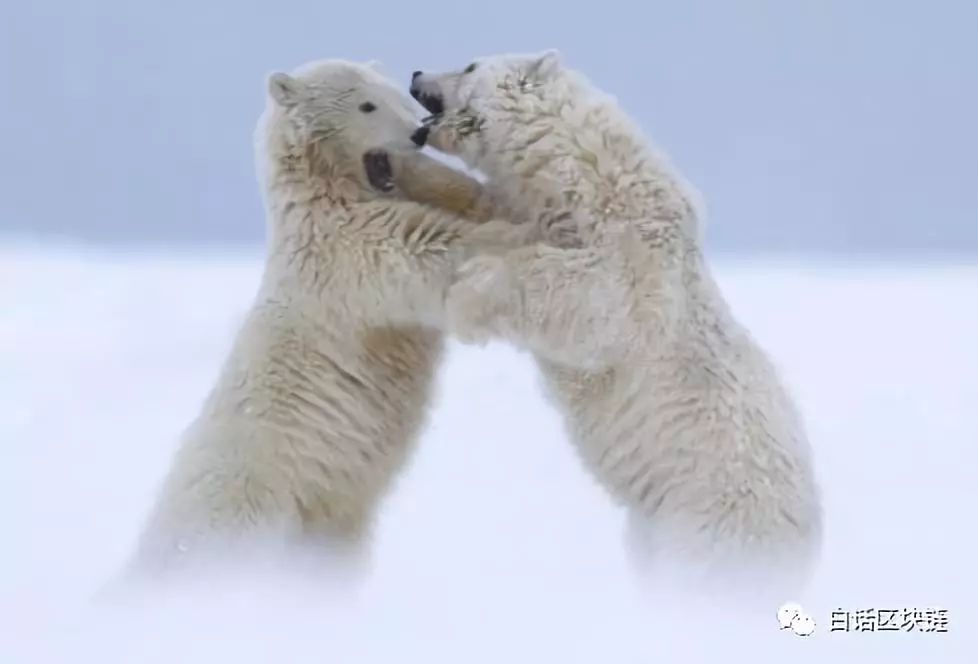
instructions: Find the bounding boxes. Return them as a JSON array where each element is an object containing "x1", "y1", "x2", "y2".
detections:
[
  {"x1": 408, "y1": 50, "x2": 567, "y2": 170},
  {"x1": 258, "y1": 59, "x2": 427, "y2": 197}
]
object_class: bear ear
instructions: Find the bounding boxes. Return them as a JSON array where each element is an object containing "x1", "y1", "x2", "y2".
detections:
[
  {"x1": 532, "y1": 49, "x2": 562, "y2": 79},
  {"x1": 268, "y1": 72, "x2": 302, "y2": 107},
  {"x1": 364, "y1": 60, "x2": 384, "y2": 72}
]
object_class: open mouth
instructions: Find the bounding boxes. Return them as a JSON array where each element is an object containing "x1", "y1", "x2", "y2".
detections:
[
  {"x1": 362, "y1": 150, "x2": 394, "y2": 192},
  {"x1": 411, "y1": 89, "x2": 444, "y2": 115}
]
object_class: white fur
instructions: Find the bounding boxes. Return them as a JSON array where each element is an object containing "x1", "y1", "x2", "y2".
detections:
[
  {"x1": 128, "y1": 60, "x2": 493, "y2": 579},
  {"x1": 414, "y1": 51, "x2": 822, "y2": 596}
]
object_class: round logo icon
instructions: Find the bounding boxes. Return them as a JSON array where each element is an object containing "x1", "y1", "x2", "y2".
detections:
[{"x1": 777, "y1": 602, "x2": 816, "y2": 637}]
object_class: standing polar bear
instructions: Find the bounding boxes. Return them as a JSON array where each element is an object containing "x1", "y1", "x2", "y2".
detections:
[
  {"x1": 128, "y1": 59, "x2": 508, "y2": 579},
  {"x1": 405, "y1": 50, "x2": 822, "y2": 597}
]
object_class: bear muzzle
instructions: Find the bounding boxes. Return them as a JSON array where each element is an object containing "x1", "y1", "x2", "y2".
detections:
[
  {"x1": 409, "y1": 72, "x2": 445, "y2": 116},
  {"x1": 413, "y1": 90, "x2": 444, "y2": 115},
  {"x1": 410, "y1": 126, "x2": 430, "y2": 147}
]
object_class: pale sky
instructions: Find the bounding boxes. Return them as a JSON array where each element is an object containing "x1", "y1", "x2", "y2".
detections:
[{"x1": 2, "y1": 0, "x2": 975, "y2": 255}]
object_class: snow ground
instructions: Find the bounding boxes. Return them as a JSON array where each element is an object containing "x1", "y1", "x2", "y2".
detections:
[{"x1": 1, "y1": 243, "x2": 976, "y2": 662}]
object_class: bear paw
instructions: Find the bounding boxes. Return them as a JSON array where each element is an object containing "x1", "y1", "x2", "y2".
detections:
[{"x1": 446, "y1": 256, "x2": 512, "y2": 345}]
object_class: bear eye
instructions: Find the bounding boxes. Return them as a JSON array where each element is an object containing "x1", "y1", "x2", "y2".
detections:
[
  {"x1": 463, "y1": 63, "x2": 477, "y2": 74},
  {"x1": 359, "y1": 101, "x2": 377, "y2": 113}
]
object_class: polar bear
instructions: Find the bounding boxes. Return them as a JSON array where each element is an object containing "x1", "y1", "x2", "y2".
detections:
[
  {"x1": 126, "y1": 59, "x2": 512, "y2": 580},
  {"x1": 405, "y1": 51, "x2": 823, "y2": 598}
]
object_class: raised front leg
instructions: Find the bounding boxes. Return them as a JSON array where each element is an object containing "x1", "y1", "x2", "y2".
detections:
[
  {"x1": 364, "y1": 148, "x2": 495, "y2": 222},
  {"x1": 364, "y1": 147, "x2": 536, "y2": 259},
  {"x1": 346, "y1": 195, "x2": 529, "y2": 330},
  {"x1": 445, "y1": 243, "x2": 639, "y2": 370}
]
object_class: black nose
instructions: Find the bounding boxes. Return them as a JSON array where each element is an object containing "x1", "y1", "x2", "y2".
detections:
[
  {"x1": 410, "y1": 126, "x2": 429, "y2": 147},
  {"x1": 412, "y1": 70, "x2": 423, "y2": 80}
]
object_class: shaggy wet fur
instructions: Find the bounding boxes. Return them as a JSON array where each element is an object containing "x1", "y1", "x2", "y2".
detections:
[
  {"x1": 410, "y1": 51, "x2": 822, "y2": 596},
  {"x1": 129, "y1": 60, "x2": 513, "y2": 578}
]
